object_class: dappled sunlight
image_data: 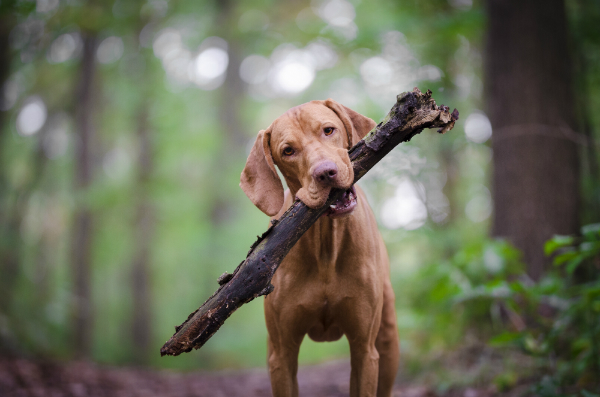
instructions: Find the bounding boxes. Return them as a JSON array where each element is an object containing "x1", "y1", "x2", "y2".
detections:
[
  {"x1": 191, "y1": 46, "x2": 229, "y2": 89},
  {"x1": 16, "y1": 96, "x2": 46, "y2": 136},
  {"x1": 357, "y1": 31, "x2": 444, "y2": 110},
  {"x1": 153, "y1": 29, "x2": 231, "y2": 90},
  {"x1": 464, "y1": 111, "x2": 492, "y2": 143},
  {"x1": 381, "y1": 178, "x2": 428, "y2": 230},
  {"x1": 313, "y1": 0, "x2": 358, "y2": 42},
  {"x1": 239, "y1": 54, "x2": 270, "y2": 85},
  {"x1": 47, "y1": 32, "x2": 81, "y2": 64},
  {"x1": 96, "y1": 36, "x2": 124, "y2": 64},
  {"x1": 465, "y1": 185, "x2": 492, "y2": 223},
  {"x1": 242, "y1": 40, "x2": 337, "y2": 99},
  {"x1": 269, "y1": 57, "x2": 315, "y2": 96},
  {"x1": 364, "y1": 143, "x2": 452, "y2": 231}
]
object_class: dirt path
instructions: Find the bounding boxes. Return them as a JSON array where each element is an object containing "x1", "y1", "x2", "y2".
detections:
[{"x1": 0, "y1": 357, "x2": 500, "y2": 397}]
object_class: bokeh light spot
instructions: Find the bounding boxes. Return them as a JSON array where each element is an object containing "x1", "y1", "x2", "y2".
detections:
[
  {"x1": 465, "y1": 186, "x2": 492, "y2": 222},
  {"x1": 381, "y1": 178, "x2": 428, "y2": 230},
  {"x1": 240, "y1": 55, "x2": 271, "y2": 85},
  {"x1": 48, "y1": 33, "x2": 81, "y2": 63},
  {"x1": 97, "y1": 36, "x2": 124, "y2": 64},
  {"x1": 465, "y1": 111, "x2": 492, "y2": 143},
  {"x1": 270, "y1": 62, "x2": 315, "y2": 95},
  {"x1": 194, "y1": 48, "x2": 229, "y2": 81},
  {"x1": 360, "y1": 57, "x2": 393, "y2": 86},
  {"x1": 16, "y1": 96, "x2": 47, "y2": 136}
]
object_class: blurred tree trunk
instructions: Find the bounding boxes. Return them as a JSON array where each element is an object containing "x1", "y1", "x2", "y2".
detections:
[
  {"x1": 203, "y1": 0, "x2": 245, "y2": 279},
  {"x1": 130, "y1": 105, "x2": 154, "y2": 364},
  {"x1": 0, "y1": 12, "x2": 20, "y2": 352},
  {"x1": 212, "y1": 0, "x2": 246, "y2": 211},
  {"x1": 572, "y1": 0, "x2": 600, "y2": 222},
  {"x1": 485, "y1": 0, "x2": 580, "y2": 281},
  {"x1": 71, "y1": 33, "x2": 98, "y2": 358},
  {"x1": 195, "y1": 1, "x2": 246, "y2": 365},
  {"x1": 0, "y1": 17, "x2": 10, "y2": 127}
]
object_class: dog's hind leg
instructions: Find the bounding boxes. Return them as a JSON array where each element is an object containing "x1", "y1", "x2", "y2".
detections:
[{"x1": 375, "y1": 279, "x2": 400, "y2": 397}]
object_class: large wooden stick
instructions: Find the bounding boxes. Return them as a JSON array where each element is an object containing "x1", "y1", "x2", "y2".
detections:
[{"x1": 160, "y1": 88, "x2": 458, "y2": 357}]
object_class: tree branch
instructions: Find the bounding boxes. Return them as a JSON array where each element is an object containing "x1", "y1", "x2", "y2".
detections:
[{"x1": 160, "y1": 88, "x2": 459, "y2": 357}]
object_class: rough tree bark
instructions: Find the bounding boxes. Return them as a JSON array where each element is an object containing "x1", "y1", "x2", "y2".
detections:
[
  {"x1": 71, "y1": 33, "x2": 98, "y2": 358},
  {"x1": 160, "y1": 88, "x2": 458, "y2": 357},
  {"x1": 486, "y1": 0, "x2": 580, "y2": 280}
]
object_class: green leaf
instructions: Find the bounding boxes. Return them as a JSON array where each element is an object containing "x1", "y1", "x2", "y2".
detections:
[
  {"x1": 581, "y1": 223, "x2": 600, "y2": 240},
  {"x1": 566, "y1": 255, "x2": 585, "y2": 274},
  {"x1": 489, "y1": 331, "x2": 522, "y2": 346},
  {"x1": 545, "y1": 235, "x2": 575, "y2": 255},
  {"x1": 553, "y1": 250, "x2": 578, "y2": 266},
  {"x1": 579, "y1": 241, "x2": 600, "y2": 254},
  {"x1": 509, "y1": 281, "x2": 525, "y2": 293}
]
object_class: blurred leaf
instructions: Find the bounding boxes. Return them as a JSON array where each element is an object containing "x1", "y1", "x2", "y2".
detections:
[
  {"x1": 488, "y1": 331, "x2": 522, "y2": 346},
  {"x1": 553, "y1": 249, "x2": 578, "y2": 266},
  {"x1": 581, "y1": 223, "x2": 600, "y2": 240},
  {"x1": 545, "y1": 235, "x2": 575, "y2": 256},
  {"x1": 566, "y1": 255, "x2": 585, "y2": 274}
]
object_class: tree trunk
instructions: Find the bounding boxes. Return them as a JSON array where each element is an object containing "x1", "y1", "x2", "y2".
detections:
[
  {"x1": 485, "y1": 0, "x2": 580, "y2": 281},
  {"x1": 0, "y1": 12, "x2": 21, "y2": 353},
  {"x1": 0, "y1": 12, "x2": 14, "y2": 339},
  {"x1": 71, "y1": 33, "x2": 98, "y2": 358},
  {"x1": 130, "y1": 105, "x2": 154, "y2": 364},
  {"x1": 199, "y1": 0, "x2": 247, "y2": 335}
]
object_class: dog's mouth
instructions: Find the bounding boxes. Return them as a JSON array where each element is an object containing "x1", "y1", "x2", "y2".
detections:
[{"x1": 325, "y1": 186, "x2": 357, "y2": 217}]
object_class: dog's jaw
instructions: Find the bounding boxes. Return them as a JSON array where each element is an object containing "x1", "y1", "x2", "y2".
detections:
[{"x1": 325, "y1": 186, "x2": 358, "y2": 218}]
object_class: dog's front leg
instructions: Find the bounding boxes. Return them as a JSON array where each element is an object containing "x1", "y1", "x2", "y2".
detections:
[
  {"x1": 265, "y1": 297, "x2": 305, "y2": 397},
  {"x1": 342, "y1": 296, "x2": 383, "y2": 397},
  {"x1": 267, "y1": 334, "x2": 302, "y2": 397},
  {"x1": 348, "y1": 340, "x2": 380, "y2": 397}
]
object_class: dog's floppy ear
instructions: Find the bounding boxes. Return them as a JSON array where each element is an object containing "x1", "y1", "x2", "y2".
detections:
[
  {"x1": 324, "y1": 99, "x2": 377, "y2": 148},
  {"x1": 240, "y1": 128, "x2": 284, "y2": 217}
]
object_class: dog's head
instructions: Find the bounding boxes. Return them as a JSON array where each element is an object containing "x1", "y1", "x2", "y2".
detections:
[{"x1": 240, "y1": 99, "x2": 376, "y2": 217}]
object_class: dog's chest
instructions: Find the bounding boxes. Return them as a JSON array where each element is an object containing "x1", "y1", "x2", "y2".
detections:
[{"x1": 271, "y1": 215, "x2": 381, "y2": 303}]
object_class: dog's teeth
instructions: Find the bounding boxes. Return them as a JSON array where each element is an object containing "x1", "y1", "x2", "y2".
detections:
[{"x1": 330, "y1": 205, "x2": 336, "y2": 209}]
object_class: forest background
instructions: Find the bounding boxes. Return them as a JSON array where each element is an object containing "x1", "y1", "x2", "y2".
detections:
[{"x1": 0, "y1": 0, "x2": 599, "y2": 394}]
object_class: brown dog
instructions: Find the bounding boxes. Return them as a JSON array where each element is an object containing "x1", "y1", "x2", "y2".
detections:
[{"x1": 240, "y1": 99, "x2": 399, "y2": 397}]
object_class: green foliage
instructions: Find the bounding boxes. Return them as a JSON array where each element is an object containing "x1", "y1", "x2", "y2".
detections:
[
  {"x1": 449, "y1": 225, "x2": 600, "y2": 394},
  {"x1": 399, "y1": 238, "x2": 524, "y2": 351},
  {"x1": 395, "y1": 225, "x2": 600, "y2": 392}
]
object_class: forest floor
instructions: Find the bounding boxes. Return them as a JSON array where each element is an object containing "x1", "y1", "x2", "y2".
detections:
[{"x1": 0, "y1": 350, "x2": 536, "y2": 397}]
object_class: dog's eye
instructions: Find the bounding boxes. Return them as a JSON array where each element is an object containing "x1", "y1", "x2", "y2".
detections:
[
  {"x1": 282, "y1": 147, "x2": 295, "y2": 156},
  {"x1": 324, "y1": 127, "x2": 335, "y2": 136}
]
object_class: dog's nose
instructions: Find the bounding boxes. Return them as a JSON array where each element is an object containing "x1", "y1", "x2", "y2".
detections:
[{"x1": 313, "y1": 161, "x2": 338, "y2": 184}]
